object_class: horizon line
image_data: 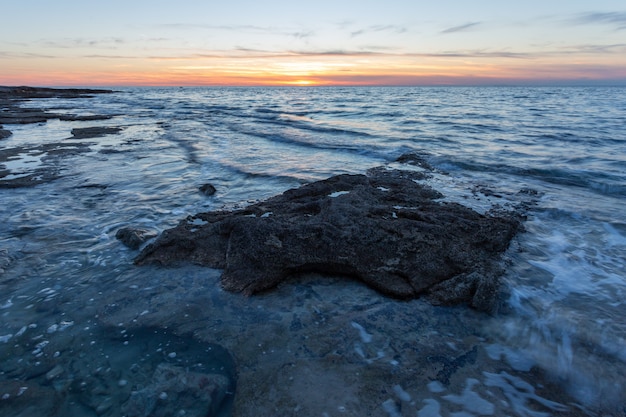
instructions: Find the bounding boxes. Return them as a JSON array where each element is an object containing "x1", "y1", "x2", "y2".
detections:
[{"x1": 4, "y1": 81, "x2": 626, "y2": 89}]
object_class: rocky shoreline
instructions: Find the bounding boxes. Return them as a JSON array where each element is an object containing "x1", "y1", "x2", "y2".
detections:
[
  {"x1": 0, "y1": 87, "x2": 597, "y2": 417},
  {"x1": 136, "y1": 161, "x2": 524, "y2": 313},
  {"x1": 0, "y1": 86, "x2": 121, "y2": 188},
  {"x1": 0, "y1": 86, "x2": 115, "y2": 135}
]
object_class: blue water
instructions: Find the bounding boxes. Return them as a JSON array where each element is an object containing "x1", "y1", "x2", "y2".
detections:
[{"x1": 1, "y1": 86, "x2": 625, "y2": 416}]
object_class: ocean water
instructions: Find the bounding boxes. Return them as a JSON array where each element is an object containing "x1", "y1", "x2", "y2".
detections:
[{"x1": 1, "y1": 86, "x2": 625, "y2": 416}]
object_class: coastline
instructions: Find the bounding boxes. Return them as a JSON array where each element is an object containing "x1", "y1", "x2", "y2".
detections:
[
  {"x1": 0, "y1": 86, "x2": 119, "y2": 188},
  {"x1": 1, "y1": 86, "x2": 624, "y2": 416}
]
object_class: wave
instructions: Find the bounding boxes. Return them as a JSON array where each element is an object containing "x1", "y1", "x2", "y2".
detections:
[{"x1": 429, "y1": 157, "x2": 626, "y2": 197}]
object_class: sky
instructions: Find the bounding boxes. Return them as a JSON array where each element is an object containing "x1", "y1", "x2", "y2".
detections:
[{"x1": 1, "y1": 0, "x2": 626, "y2": 86}]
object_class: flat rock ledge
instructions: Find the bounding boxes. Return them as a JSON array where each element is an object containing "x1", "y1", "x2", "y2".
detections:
[{"x1": 135, "y1": 166, "x2": 522, "y2": 312}]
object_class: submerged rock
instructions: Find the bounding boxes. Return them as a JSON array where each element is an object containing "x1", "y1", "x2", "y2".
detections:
[
  {"x1": 0, "y1": 126, "x2": 11, "y2": 139},
  {"x1": 136, "y1": 166, "x2": 521, "y2": 311},
  {"x1": 71, "y1": 126, "x2": 122, "y2": 139},
  {"x1": 200, "y1": 183, "x2": 217, "y2": 196},
  {"x1": 116, "y1": 227, "x2": 157, "y2": 250},
  {"x1": 122, "y1": 363, "x2": 231, "y2": 417}
]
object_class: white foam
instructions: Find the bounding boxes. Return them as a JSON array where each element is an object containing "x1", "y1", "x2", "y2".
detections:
[
  {"x1": 483, "y1": 371, "x2": 568, "y2": 415},
  {"x1": 0, "y1": 334, "x2": 13, "y2": 343},
  {"x1": 442, "y1": 378, "x2": 495, "y2": 415},
  {"x1": 427, "y1": 380, "x2": 446, "y2": 393},
  {"x1": 381, "y1": 399, "x2": 401, "y2": 417},
  {"x1": 0, "y1": 298, "x2": 13, "y2": 309},
  {"x1": 485, "y1": 344, "x2": 534, "y2": 372},
  {"x1": 392, "y1": 384, "x2": 411, "y2": 402},
  {"x1": 351, "y1": 321, "x2": 373, "y2": 343},
  {"x1": 602, "y1": 222, "x2": 626, "y2": 247},
  {"x1": 329, "y1": 191, "x2": 350, "y2": 198},
  {"x1": 417, "y1": 399, "x2": 442, "y2": 417},
  {"x1": 187, "y1": 218, "x2": 208, "y2": 226}
]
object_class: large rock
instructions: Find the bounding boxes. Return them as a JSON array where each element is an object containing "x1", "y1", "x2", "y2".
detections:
[{"x1": 135, "y1": 166, "x2": 521, "y2": 311}]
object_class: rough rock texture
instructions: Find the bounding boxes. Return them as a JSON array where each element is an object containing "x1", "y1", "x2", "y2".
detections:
[
  {"x1": 0, "y1": 125, "x2": 11, "y2": 139},
  {"x1": 199, "y1": 183, "x2": 217, "y2": 196},
  {"x1": 0, "y1": 87, "x2": 122, "y2": 188},
  {"x1": 136, "y1": 166, "x2": 521, "y2": 311},
  {"x1": 116, "y1": 227, "x2": 158, "y2": 250},
  {"x1": 0, "y1": 86, "x2": 114, "y2": 133}
]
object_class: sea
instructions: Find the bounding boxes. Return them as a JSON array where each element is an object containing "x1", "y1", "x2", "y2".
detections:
[{"x1": 1, "y1": 86, "x2": 625, "y2": 416}]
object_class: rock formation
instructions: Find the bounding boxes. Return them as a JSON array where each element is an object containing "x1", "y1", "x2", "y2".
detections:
[{"x1": 136, "y1": 164, "x2": 522, "y2": 311}]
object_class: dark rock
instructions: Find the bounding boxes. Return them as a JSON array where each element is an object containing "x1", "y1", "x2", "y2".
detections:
[
  {"x1": 0, "y1": 86, "x2": 114, "y2": 126},
  {"x1": 0, "y1": 86, "x2": 114, "y2": 99},
  {"x1": 136, "y1": 167, "x2": 522, "y2": 311},
  {"x1": 199, "y1": 183, "x2": 217, "y2": 196},
  {"x1": 0, "y1": 126, "x2": 11, "y2": 139},
  {"x1": 59, "y1": 114, "x2": 113, "y2": 121},
  {"x1": 0, "y1": 109, "x2": 52, "y2": 124},
  {"x1": 395, "y1": 152, "x2": 434, "y2": 170},
  {"x1": 71, "y1": 126, "x2": 122, "y2": 139},
  {"x1": 116, "y1": 227, "x2": 157, "y2": 250},
  {"x1": 0, "y1": 142, "x2": 93, "y2": 188}
]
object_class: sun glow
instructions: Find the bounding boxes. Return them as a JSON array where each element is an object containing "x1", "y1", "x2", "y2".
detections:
[{"x1": 290, "y1": 80, "x2": 316, "y2": 86}]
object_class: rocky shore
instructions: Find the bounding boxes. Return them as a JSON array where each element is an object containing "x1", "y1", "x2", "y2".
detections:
[
  {"x1": 0, "y1": 86, "x2": 114, "y2": 133},
  {"x1": 136, "y1": 161, "x2": 523, "y2": 312},
  {"x1": 1, "y1": 87, "x2": 594, "y2": 417},
  {"x1": 0, "y1": 86, "x2": 121, "y2": 188}
]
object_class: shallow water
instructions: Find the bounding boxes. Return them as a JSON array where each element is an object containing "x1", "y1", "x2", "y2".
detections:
[{"x1": 1, "y1": 86, "x2": 625, "y2": 416}]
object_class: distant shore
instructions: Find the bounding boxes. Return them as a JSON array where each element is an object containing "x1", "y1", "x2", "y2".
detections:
[
  {"x1": 0, "y1": 86, "x2": 120, "y2": 187},
  {"x1": 0, "y1": 86, "x2": 115, "y2": 139}
]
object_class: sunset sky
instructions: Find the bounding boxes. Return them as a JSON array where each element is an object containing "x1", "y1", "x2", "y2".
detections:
[{"x1": 1, "y1": 0, "x2": 626, "y2": 86}]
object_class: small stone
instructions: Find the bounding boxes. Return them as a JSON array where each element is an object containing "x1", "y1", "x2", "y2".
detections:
[
  {"x1": 199, "y1": 183, "x2": 217, "y2": 196},
  {"x1": 116, "y1": 227, "x2": 157, "y2": 250},
  {"x1": 159, "y1": 392, "x2": 168, "y2": 400}
]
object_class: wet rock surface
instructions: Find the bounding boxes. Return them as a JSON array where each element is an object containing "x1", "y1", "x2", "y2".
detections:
[
  {"x1": 116, "y1": 227, "x2": 158, "y2": 250},
  {"x1": 0, "y1": 86, "x2": 122, "y2": 188},
  {"x1": 200, "y1": 183, "x2": 217, "y2": 196},
  {"x1": 0, "y1": 86, "x2": 114, "y2": 132},
  {"x1": 71, "y1": 126, "x2": 123, "y2": 139},
  {"x1": 0, "y1": 126, "x2": 11, "y2": 140},
  {"x1": 136, "y1": 164, "x2": 522, "y2": 311}
]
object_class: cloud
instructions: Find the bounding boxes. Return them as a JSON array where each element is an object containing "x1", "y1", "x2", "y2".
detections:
[
  {"x1": 350, "y1": 25, "x2": 407, "y2": 37},
  {"x1": 157, "y1": 23, "x2": 314, "y2": 39},
  {"x1": 0, "y1": 51, "x2": 57, "y2": 59},
  {"x1": 290, "y1": 31, "x2": 314, "y2": 39},
  {"x1": 571, "y1": 11, "x2": 626, "y2": 30},
  {"x1": 144, "y1": 48, "x2": 532, "y2": 62},
  {"x1": 440, "y1": 22, "x2": 481, "y2": 34},
  {"x1": 42, "y1": 37, "x2": 126, "y2": 49},
  {"x1": 557, "y1": 43, "x2": 626, "y2": 54}
]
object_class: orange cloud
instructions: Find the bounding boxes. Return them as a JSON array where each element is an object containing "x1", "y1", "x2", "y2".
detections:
[{"x1": 1, "y1": 47, "x2": 625, "y2": 86}]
